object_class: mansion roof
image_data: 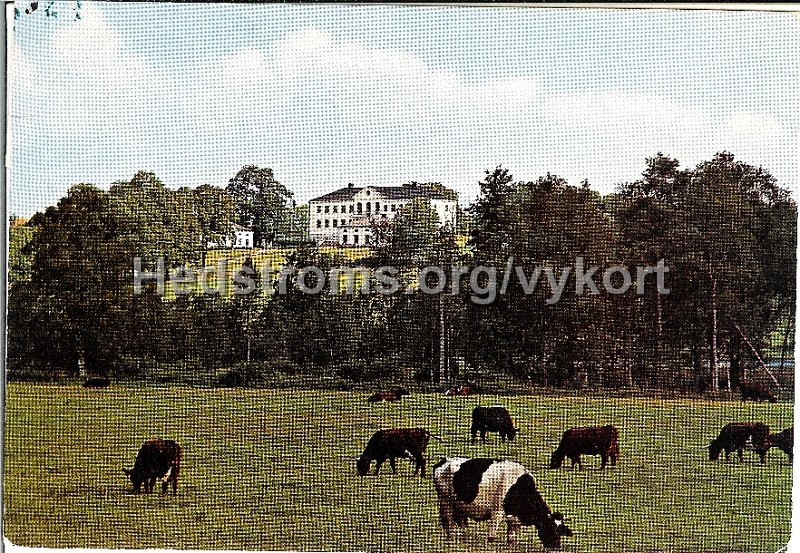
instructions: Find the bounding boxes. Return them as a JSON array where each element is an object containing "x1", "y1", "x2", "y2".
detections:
[{"x1": 310, "y1": 185, "x2": 455, "y2": 203}]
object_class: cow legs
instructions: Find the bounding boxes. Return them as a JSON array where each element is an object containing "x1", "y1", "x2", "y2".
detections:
[
  {"x1": 438, "y1": 502, "x2": 456, "y2": 541},
  {"x1": 737, "y1": 448, "x2": 744, "y2": 463},
  {"x1": 374, "y1": 457, "x2": 385, "y2": 475},
  {"x1": 506, "y1": 519, "x2": 522, "y2": 546},
  {"x1": 481, "y1": 430, "x2": 487, "y2": 444},
  {"x1": 600, "y1": 453, "x2": 608, "y2": 469},
  {"x1": 486, "y1": 511, "x2": 504, "y2": 543},
  {"x1": 414, "y1": 456, "x2": 426, "y2": 477},
  {"x1": 389, "y1": 456, "x2": 397, "y2": 474}
]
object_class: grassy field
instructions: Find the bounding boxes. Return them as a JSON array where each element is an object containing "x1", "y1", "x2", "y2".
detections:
[{"x1": 4, "y1": 384, "x2": 793, "y2": 552}]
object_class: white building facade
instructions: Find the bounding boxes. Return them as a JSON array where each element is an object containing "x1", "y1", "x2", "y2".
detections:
[
  {"x1": 207, "y1": 226, "x2": 255, "y2": 249},
  {"x1": 308, "y1": 184, "x2": 458, "y2": 246}
]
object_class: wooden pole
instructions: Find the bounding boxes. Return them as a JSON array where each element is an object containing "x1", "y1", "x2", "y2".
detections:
[{"x1": 731, "y1": 321, "x2": 780, "y2": 390}]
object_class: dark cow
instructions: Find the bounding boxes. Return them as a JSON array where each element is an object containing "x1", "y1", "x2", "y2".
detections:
[
  {"x1": 357, "y1": 428, "x2": 442, "y2": 477},
  {"x1": 124, "y1": 439, "x2": 182, "y2": 494},
  {"x1": 740, "y1": 381, "x2": 777, "y2": 403},
  {"x1": 367, "y1": 388, "x2": 410, "y2": 403},
  {"x1": 445, "y1": 384, "x2": 475, "y2": 397},
  {"x1": 708, "y1": 422, "x2": 770, "y2": 464},
  {"x1": 433, "y1": 457, "x2": 573, "y2": 548},
  {"x1": 550, "y1": 425, "x2": 620, "y2": 470},
  {"x1": 471, "y1": 406, "x2": 518, "y2": 444},
  {"x1": 82, "y1": 377, "x2": 110, "y2": 388},
  {"x1": 765, "y1": 427, "x2": 793, "y2": 462}
]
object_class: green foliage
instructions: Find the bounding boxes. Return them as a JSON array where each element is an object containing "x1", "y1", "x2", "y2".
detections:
[
  {"x1": 6, "y1": 155, "x2": 795, "y2": 392},
  {"x1": 8, "y1": 224, "x2": 34, "y2": 285},
  {"x1": 226, "y1": 165, "x2": 297, "y2": 246}
]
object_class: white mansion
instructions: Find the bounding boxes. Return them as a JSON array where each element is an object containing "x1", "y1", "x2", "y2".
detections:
[{"x1": 308, "y1": 183, "x2": 458, "y2": 246}]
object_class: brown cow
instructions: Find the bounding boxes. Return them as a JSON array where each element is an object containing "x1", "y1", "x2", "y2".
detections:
[
  {"x1": 708, "y1": 422, "x2": 770, "y2": 464},
  {"x1": 368, "y1": 388, "x2": 410, "y2": 403},
  {"x1": 550, "y1": 425, "x2": 620, "y2": 469},
  {"x1": 357, "y1": 428, "x2": 442, "y2": 477},
  {"x1": 124, "y1": 439, "x2": 182, "y2": 494},
  {"x1": 740, "y1": 381, "x2": 778, "y2": 403}
]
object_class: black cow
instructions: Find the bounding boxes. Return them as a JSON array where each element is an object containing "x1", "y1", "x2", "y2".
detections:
[
  {"x1": 740, "y1": 381, "x2": 777, "y2": 403},
  {"x1": 708, "y1": 422, "x2": 770, "y2": 464},
  {"x1": 549, "y1": 425, "x2": 620, "y2": 469},
  {"x1": 124, "y1": 439, "x2": 182, "y2": 494},
  {"x1": 471, "y1": 406, "x2": 518, "y2": 444},
  {"x1": 433, "y1": 457, "x2": 573, "y2": 548},
  {"x1": 766, "y1": 427, "x2": 793, "y2": 462},
  {"x1": 357, "y1": 428, "x2": 442, "y2": 477}
]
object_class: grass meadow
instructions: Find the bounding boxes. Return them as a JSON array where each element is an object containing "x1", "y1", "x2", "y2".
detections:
[{"x1": 3, "y1": 384, "x2": 793, "y2": 552}]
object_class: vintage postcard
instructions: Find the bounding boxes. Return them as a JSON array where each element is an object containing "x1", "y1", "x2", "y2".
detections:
[{"x1": 5, "y1": 2, "x2": 797, "y2": 552}]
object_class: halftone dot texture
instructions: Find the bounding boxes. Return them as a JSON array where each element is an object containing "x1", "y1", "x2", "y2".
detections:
[
  {"x1": 8, "y1": 5, "x2": 799, "y2": 216},
  {"x1": 5, "y1": 3, "x2": 797, "y2": 552}
]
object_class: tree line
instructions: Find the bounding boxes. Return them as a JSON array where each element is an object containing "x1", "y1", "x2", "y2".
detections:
[{"x1": 7, "y1": 152, "x2": 796, "y2": 394}]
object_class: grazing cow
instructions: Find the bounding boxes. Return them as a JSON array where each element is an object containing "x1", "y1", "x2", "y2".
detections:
[
  {"x1": 445, "y1": 385, "x2": 473, "y2": 397},
  {"x1": 740, "y1": 381, "x2": 777, "y2": 403},
  {"x1": 82, "y1": 377, "x2": 110, "y2": 388},
  {"x1": 708, "y1": 422, "x2": 770, "y2": 464},
  {"x1": 357, "y1": 428, "x2": 442, "y2": 477},
  {"x1": 765, "y1": 427, "x2": 793, "y2": 462},
  {"x1": 433, "y1": 457, "x2": 573, "y2": 548},
  {"x1": 124, "y1": 439, "x2": 182, "y2": 494},
  {"x1": 367, "y1": 388, "x2": 410, "y2": 403},
  {"x1": 471, "y1": 406, "x2": 518, "y2": 444},
  {"x1": 550, "y1": 425, "x2": 620, "y2": 470}
]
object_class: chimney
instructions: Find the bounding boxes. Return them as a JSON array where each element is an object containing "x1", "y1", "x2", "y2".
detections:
[{"x1": 347, "y1": 182, "x2": 354, "y2": 189}]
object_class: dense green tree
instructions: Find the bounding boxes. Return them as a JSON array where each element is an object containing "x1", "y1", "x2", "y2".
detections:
[
  {"x1": 226, "y1": 165, "x2": 296, "y2": 246},
  {"x1": 190, "y1": 184, "x2": 237, "y2": 264}
]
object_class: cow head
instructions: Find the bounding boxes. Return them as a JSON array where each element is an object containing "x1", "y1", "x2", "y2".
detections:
[
  {"x1": 536, "y1": 512, "x2": 573, "y2": 549},
  {"x1": 356, "y1": 456, "x2": 371, "y2": 477},
  {"x1": 549, "y1": 450, "x2": 565, "y2": 469},
  {"x1": 123, "y1": 468, "x2": 144, "y2": 492},
  {"x1": 707, "y1": 439, "x2": 722, "y2": 461}
]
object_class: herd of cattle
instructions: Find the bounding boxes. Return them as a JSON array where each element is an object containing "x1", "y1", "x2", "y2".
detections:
[{"x1": 122, "y1": 384, "x2": 792, "y2": 550}]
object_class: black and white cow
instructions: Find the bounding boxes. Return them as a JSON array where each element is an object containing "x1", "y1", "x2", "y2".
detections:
[{"x1": 432, "y1": 457, "x2": 573, "y2": 548}]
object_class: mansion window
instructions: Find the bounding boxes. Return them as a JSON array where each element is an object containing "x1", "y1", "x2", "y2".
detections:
[
  {"x1": 342, "y1": 235, "x2": 348, "y2": 244},
  {"x1": 324, "y1": 206, "x2": 330, "y2": 214},
  {"x1": 333, "y1": 206, "x2": 338, "y2": 213},
  {"x1": 325, "y1": 220, "x2": 330, "y2": 228},
  {"x1": 333, "y1": 220, "x2": 338, "y2": 227},
  {"x1": 349, "y1": 205, "x2": 354, "y2": 213},
  {"x1": 354, "y1": 235, "x2": 359, "y2": 244},
  {"x1": 316, "y1": 220, "x2": 322, "y2": 228},
  {"x1": 316, "y1": 206, "x2": 321, "y2": 213}
]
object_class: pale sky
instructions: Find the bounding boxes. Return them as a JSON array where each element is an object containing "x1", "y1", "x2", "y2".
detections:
[{"x1": 8, "y1": 3, "x2": 800, "y2": 217}]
